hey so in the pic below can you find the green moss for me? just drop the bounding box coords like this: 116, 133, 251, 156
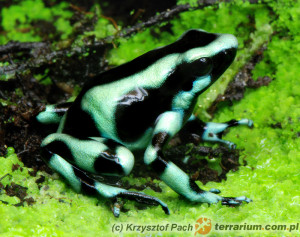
76, 4, 118, 40
93, 18, 118, 39
54, 17, 73, 40
35, 72, 53, 86
108, 28, 174, 65
0, 0, 73, 44
0, 149, 109, 236
177, 0, 198, 7
210, 31, 300, 233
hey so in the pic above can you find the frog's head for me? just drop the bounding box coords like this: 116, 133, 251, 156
170, 30, 238, 110
178, 29, 238, 83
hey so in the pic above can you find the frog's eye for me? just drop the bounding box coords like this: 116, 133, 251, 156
180, 57, 213, 76
191, 57, 213, 76
211, 48, 236, 80
180, 57, 213, 91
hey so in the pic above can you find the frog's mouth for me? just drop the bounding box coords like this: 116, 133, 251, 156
211, 47, 237, 81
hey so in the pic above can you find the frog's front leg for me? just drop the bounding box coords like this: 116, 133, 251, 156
179, 115, 253, 149
41, 133, 169, 217
36, 102, 73, 124
145, 111, 251, 206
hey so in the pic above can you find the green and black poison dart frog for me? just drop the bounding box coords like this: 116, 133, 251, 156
37, 29, 253, 217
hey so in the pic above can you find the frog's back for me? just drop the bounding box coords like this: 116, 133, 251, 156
60, 30, 219, 142
75, 30, 218, 96
61, 70, 178, 144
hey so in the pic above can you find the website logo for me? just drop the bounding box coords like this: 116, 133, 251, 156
195, 217, 212, 235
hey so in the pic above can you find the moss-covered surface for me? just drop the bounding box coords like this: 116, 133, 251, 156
0, 0, 299, 236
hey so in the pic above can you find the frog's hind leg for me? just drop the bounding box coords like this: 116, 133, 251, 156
180, 116, 253, 149
41, 133, 169, 217
144, 111, 252, 208
79, 167, 170, 217
36, 102, 73, 125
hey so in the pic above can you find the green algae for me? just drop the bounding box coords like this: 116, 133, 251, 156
0, 0, 299, 236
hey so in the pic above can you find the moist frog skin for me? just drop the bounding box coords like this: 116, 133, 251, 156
37, 29, 253, 217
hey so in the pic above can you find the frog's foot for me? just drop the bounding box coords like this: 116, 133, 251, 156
146, 152, 252, 209
46, 152, 169, 217
196, 189, 252, 207
112, 191, 170, 217
91, 176, 170, 217
41, 134, 170, 217
203, 119, 253, 149
221, 196, 252, 206
207, 188, 252, 206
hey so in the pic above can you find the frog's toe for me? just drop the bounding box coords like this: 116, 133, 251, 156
223, 140, 236, 149
201, 118, 253, 149
152, 198, 170, 215
209, 188, 221, 194
238, 118, 254, 128
247, 119, 254, 128
161, 203, 171, 215
112, 201, 122, 217
220, 140, 236, 150
221, 196, 252, 206
120, 191, 170, 215
113, 206, 120, 217
236, 196, 252, 203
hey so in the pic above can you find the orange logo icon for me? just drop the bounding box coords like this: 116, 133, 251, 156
195, 217, 212, 235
